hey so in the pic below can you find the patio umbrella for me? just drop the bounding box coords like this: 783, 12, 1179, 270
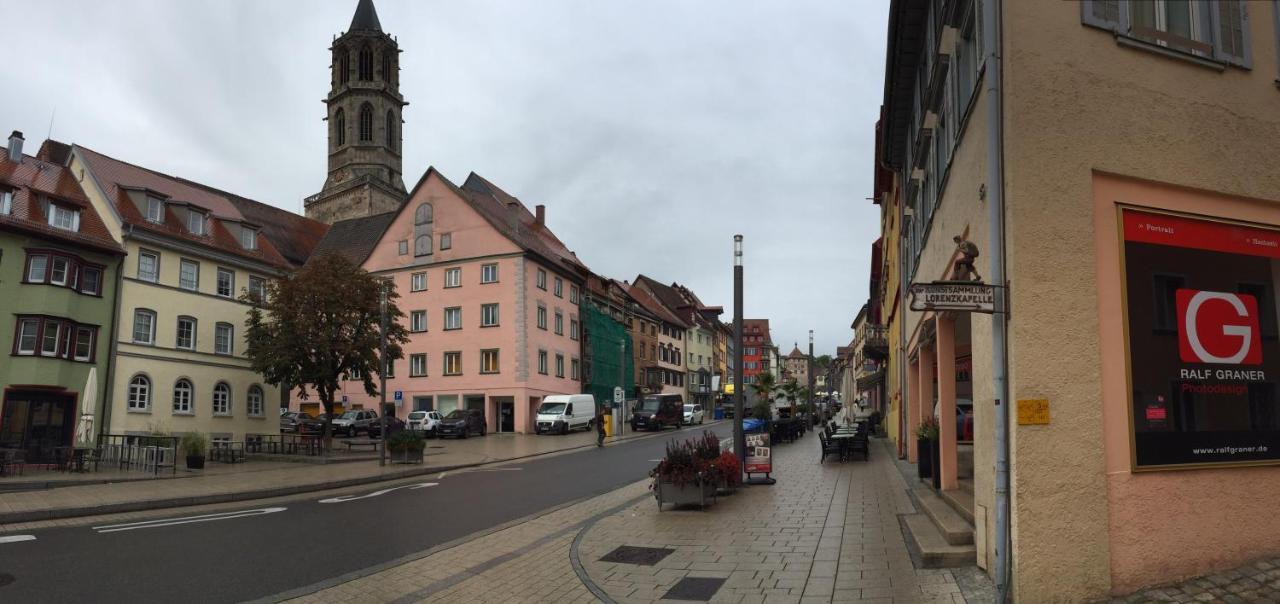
75, 368, 98, 446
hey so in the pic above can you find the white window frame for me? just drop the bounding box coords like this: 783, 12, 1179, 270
50, 256, 69, 286
146, 196, 164, 223
48, 203, 79, 231
444, 307, 462, 330
179, 259, 200, 291
82, 266, 102, 296
128, 374, 152, 411
133, 309, 156, 345
537, 305, 547, 330
440, 233, 452, 250
444, 351, 462, 376
26, 254, 48, 282
214, 322, 234, 355
410, 353, 427, 377
444, 267, 461, 288
176, 316, 197, 350
248, 276, 267, 302
16, 318, 39, 355
480, 349, 499, 374
138, 251, 160, 283
212, 382, 231, 416
411, 272, 426, 292
187, 210, 207, 236
555, 354, 565, 378
247, 386, 264, 416
570, 285, 579, 304
410, 310, 427, 332
240, 227, 257, 250
216, 268, 234, 298
554, 277, 563, 298
537, 269, 547, 290
571, 358, 580, 380
554, 310, 563, 335
173, 379, 193, 414
0, 190, 12, 215
481, 303, 499, 327
481, 263, 498, 284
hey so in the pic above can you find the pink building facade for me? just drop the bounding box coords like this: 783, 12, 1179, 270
323, 169, 587, 433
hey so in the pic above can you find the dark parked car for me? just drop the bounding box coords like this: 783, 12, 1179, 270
297, 414, 327, 434
280, 411, 312, 433
436, 409, 486, 439
366, 415, 406, 438
631, 394, 683, 432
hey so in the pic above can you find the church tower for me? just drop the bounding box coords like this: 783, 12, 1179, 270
305, 0, 409, 225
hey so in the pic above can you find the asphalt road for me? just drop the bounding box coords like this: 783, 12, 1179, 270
0, 422, 732, 603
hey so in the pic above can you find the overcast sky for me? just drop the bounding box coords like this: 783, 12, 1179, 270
1, 0, 885, 355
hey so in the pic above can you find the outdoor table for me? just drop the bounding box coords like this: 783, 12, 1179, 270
829, 433, 860, 461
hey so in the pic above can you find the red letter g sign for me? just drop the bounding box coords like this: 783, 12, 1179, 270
1177, 289, 1261, 365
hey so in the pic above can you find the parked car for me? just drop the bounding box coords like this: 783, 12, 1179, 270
682, 403, 705, 425
331, 409, 378, 437
407, 410, 443, 435
933, 398, 974, 441
631, 394, 682, 432
366, 415, 406, 438
297, 414, 327, 435
535, 394, 596, 434
436, 409, 487, 439
280, 411, 311, 433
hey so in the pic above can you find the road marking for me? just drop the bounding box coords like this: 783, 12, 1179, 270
319, 482, 438, 503
93, 507, 286, 533
0, 535, 36, 544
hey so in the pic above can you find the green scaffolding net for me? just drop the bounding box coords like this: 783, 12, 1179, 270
584, 303, 634, 411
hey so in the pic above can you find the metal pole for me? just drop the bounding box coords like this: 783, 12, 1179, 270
807, 330, 814, 425
379, 280, 389, 467
982, 0, 1011, 599
619, 303, 627, 437
733, 235, 745, 477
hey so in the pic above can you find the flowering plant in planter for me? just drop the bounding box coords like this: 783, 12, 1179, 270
914, 415, 940, 440
712, 451, 741, 487
649, 440, 707, 488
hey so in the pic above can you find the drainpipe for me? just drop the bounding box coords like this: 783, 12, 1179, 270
982, 0, 1012, 601
100, 226, 130, 442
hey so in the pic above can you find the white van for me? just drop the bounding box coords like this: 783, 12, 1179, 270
535, 394, 596, 435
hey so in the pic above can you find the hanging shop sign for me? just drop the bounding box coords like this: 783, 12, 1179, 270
1122, 208, 1280, 469
909, 282, 1002, 314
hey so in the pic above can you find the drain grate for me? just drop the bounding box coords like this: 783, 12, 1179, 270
662, 577, 725, 601
598, 545, 675, 566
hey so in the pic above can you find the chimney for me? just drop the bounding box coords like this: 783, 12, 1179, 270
7, 131, 23, 162
535, 204, 545, 226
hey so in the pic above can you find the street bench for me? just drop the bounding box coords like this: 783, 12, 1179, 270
342, 440, 380, 452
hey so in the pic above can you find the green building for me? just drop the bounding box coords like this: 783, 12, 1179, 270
0, 134, 125, 461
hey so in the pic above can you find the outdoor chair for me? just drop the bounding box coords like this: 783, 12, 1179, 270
846, 432, 870, 461
818, 432, 842, 463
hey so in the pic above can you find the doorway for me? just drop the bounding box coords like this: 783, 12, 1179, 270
495, 398, 515, 433
1, 390, 77, 463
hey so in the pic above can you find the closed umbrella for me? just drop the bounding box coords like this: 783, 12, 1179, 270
75, 368, 98, 447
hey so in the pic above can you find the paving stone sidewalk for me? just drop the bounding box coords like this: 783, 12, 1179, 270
1103, 557, 1280, 604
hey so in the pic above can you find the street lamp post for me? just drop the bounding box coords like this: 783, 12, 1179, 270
808, 330, 814, 425
378, 280, 389, 467
733, 235, 745, 479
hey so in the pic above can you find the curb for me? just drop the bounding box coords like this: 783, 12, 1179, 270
0, 421, 724, 525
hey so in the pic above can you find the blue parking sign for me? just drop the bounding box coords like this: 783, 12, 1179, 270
394, 391, 403, 401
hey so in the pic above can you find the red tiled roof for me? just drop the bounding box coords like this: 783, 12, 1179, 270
627, 282, 689, 328
0, 147, 123, 254
457, 172, 588, 280
76, 145, 295, 269
178, 178, 329, 267
743, 319, 772, 344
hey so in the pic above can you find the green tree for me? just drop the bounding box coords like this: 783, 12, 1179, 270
242, 254, 409, 448
751, 371, 777, 418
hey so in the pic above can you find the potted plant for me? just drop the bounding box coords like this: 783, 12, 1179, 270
386, 430, 425, 464
181, 432, 209, 470
915, 416, 939, 480
650, 439, 716, 510
712, 451, 741, 494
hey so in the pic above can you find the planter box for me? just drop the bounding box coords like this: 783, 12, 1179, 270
654, 478, 717, 510
931, 439, 942, 490
186, 455, 205, 470
390, 448, 424, 464
715, 478, 739, 496
917, 438, 933, 479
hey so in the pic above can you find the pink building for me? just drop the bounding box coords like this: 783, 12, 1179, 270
311, 168, 589, 433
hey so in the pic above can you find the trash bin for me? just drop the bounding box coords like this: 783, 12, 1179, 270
603, 414, 614, 437
714, 407, 725, 420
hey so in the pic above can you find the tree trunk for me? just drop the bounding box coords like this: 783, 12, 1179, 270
320, 390, 335, 455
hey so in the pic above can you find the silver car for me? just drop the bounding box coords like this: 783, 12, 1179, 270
331, 409, 379, 436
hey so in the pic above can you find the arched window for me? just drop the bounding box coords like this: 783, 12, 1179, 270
212, 382, 231, 416
335, 108, 346, 147
338, 50, 350, 85
359, 103, 373, 141
358, 46, 373, 81
414, 235, 432, 257
415, 203, 433, 225
247, 385, 264, 417
385, 110, 396, 150
381, 49, 394, 82
128, 375, 151, 411
173, 379, 193, 414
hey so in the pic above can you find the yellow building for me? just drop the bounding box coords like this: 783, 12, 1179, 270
70, 145, 326, 443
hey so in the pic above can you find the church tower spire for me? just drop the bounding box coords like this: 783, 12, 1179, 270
305, 0, 409, 225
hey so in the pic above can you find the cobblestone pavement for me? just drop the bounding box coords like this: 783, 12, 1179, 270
1104, 557, 1280, 604
292, 431, 988, 603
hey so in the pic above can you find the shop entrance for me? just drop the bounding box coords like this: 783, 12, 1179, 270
0, 390, 77, 463
493, 397, 515, 432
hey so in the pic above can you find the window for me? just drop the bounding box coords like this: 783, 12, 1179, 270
555, 354, 565, 378
410, 353, 427, 377
415, 203, 433, 224
215, 322, 233, 355
359, 103, 373, 141
358, 46, 373, 80
240, 227, 257, 250
481, 349, 499, 374
383, 358, 395, 378
82, 267, 102, 296
554, 277, 563, 298
50, 256, 69, 285
481, 263, 498, 283
128, 375, 151, 411
570, 318, 579, 341
179, 259, 200, 291
555, 310, 564, 335
1082, 0, 1251, 67
248, 276, 267, 303
443, 267, 461, 288
15, 318, 39, 354
247, 385, 264, 416
187, 210, 206, 236
400, 240, 410, 256
27, 254, 48, 282
176, 316, 196, 350
337, 50, 350, 84
570, 285, 579, 304
444, 307, 461, 330
411, 272, 426, 291
146, 196, 164, 223
138, 250, 159, 282
571, 358, 580, 380
385, 110, 396, 150
481, 303, 499, 327
335, 108, 346, 146
444, 351, 462, 376
440, 233, 452, 250
212, 382, 231, 415
381, 48, 394, 82
173, 379, 193, 414
74, 326, 94, 361
47, 203, 79, 231
537, 304, 547, 330
410, 310, 426, 332
537, 269, 547, 290
210, 268, 232, 297
539, 350, 549, 374
133, 310, 156, 344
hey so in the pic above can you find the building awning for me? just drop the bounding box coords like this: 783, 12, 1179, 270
856, 369, 885, 390
723, 384, 734, 394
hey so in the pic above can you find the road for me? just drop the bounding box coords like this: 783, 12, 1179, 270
0, 422, 732, 603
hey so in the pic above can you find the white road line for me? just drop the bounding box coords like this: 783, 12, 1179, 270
318, 482, 438, 504
0, 535, 36, 544
92, 507, 286, 533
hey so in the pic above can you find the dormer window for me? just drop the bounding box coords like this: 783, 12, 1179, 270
145, 196, 164, 223
240, 227, 257, 250
47, 202, 80, 232
187, 210, 207, 236
0, 189, 11, 215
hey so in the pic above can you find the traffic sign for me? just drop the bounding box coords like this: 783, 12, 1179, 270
394, 390, 403, 401
613, 386, 624, 404
342, 395, 348, 403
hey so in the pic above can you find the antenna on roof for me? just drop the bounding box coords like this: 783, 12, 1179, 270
46, 106, 56, 141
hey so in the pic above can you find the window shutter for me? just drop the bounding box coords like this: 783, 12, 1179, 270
1213, 0, 1251, 68
1081, 0, 1122, 31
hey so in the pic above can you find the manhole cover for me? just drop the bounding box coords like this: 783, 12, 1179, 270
0, 573, 15, 588
662, 577, 725, 601
598, 545, 675, 566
